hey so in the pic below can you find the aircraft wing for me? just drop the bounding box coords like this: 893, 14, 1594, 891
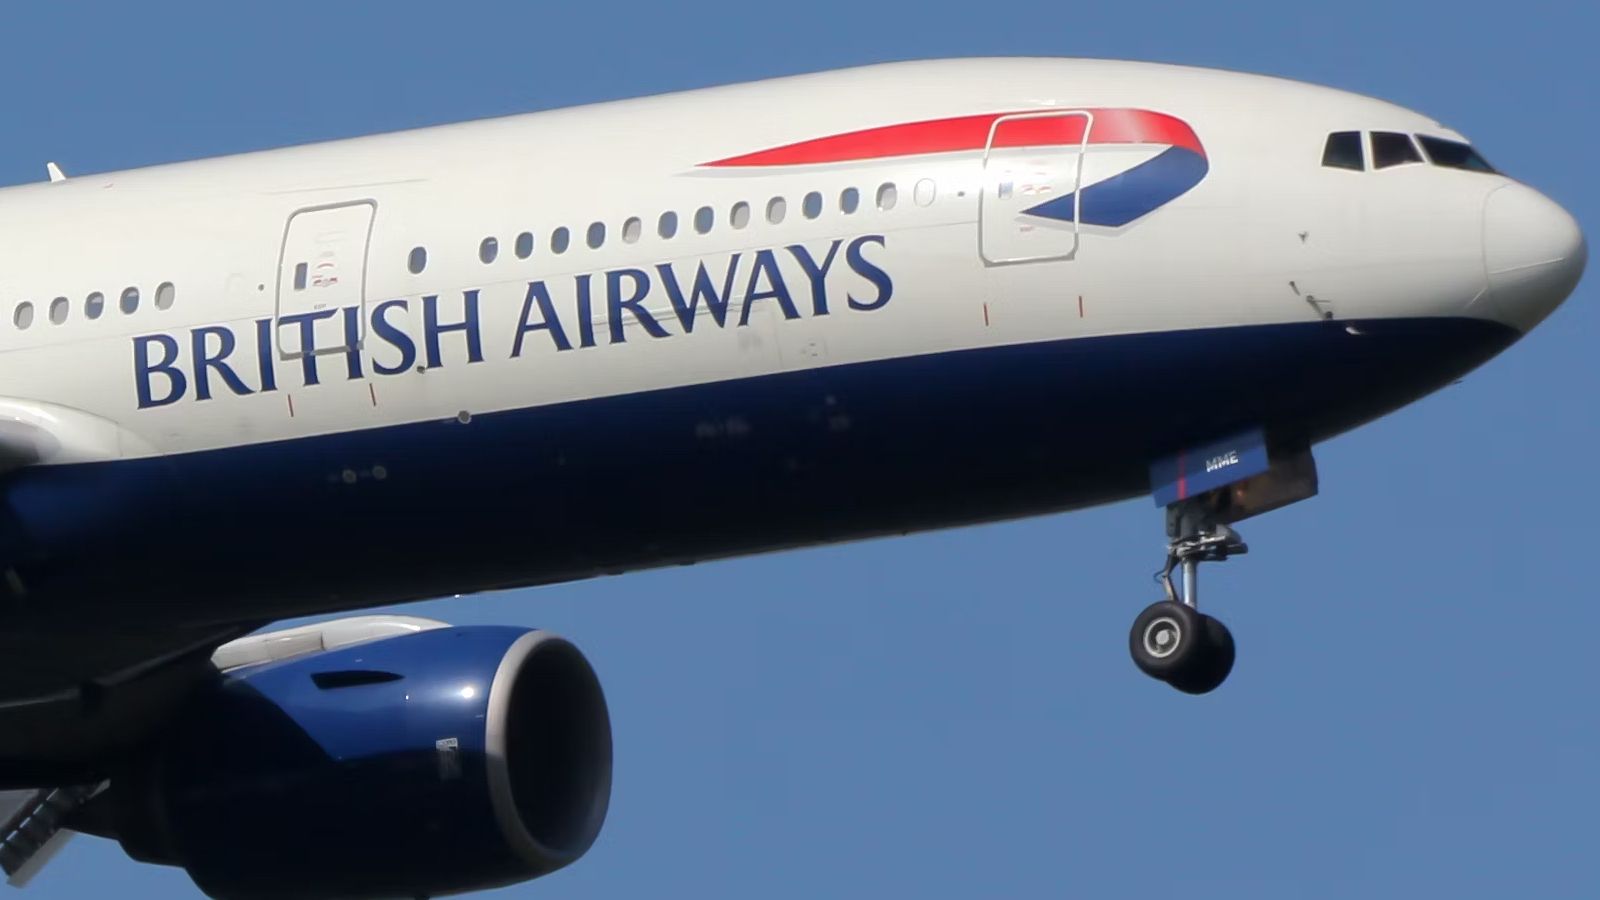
0, 789, 42, 880
0, 391, 239, 886
0, 616, 444, 888
1, 789, 76, 888
0, 397, 156, 475
0, 626, 253, 890
0, 625, 247, 709
1, 793, 41, 827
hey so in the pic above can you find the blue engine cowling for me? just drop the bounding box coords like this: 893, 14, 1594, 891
103, 625, 612, 899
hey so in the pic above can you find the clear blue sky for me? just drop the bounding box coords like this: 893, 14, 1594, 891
3, 1, 1594, 897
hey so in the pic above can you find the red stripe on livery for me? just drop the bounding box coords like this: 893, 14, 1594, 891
703, 108, 1204, 168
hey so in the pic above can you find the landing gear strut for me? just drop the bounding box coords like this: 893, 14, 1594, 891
1129, 500, 1248, 695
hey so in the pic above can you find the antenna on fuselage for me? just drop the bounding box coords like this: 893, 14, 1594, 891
45, 162, 65, 183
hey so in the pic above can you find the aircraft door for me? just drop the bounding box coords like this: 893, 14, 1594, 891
276, 201, 376, 358
979, 111, 1092, 265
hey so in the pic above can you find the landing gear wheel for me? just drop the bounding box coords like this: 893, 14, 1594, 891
1166, 614, 1234, 696
1128, 601, 1206, 681
1128, 602, 1236, 694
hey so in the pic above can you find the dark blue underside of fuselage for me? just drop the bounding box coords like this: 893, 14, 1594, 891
0, 316, 1515, 631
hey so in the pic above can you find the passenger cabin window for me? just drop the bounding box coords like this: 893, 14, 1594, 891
767, 196, 787, 224
13, 302, 32, 330
85, 292, 104, 319
515, 232, 534, 258
840, 188, 860, 214
586, 222, 605, 249
408, 247, 427, 274
877, 182, 898, 211
1418, 136, 1496, 173
622, 217, 642, 243
293, 262, 309, 290
1372, 132, 1423, 169
551, 227, 571, 254
155, 282, 175, 310
120, 287, 140, 315
658, 211, 679, 239
802, 191, 823, 219
693, 206, 714, 234
730, 201, 751, 229
49, 297, 67, 325
479, 237, 499, 264
1322, 131, 1365, 170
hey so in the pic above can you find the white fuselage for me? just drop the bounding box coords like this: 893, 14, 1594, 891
0, 58, 1579, 627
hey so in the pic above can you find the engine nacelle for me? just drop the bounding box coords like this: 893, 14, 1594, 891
99, 625, 612, 899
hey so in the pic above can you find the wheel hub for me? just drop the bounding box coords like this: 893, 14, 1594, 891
1142, 618, 1182, 658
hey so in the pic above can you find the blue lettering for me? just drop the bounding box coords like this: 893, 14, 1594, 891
191, 326, 253, 401
845, 235, 893, 311
739, 249, 799, 325
423, 291, 485, 369
254, 317, 277, 392
138, 239, 895, 410
370, 299, 416, 375
656, 256, 740, 332
510, 281, 572, 355
605, 268, 669, 344
575, 275, 597, 348
277, 309, 339, 385
133, 334, 186, 409
341, 306, 364, 380
787, 240, 843, 316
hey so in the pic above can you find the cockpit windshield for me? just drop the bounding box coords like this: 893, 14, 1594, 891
1321, 130, 1499, 175
1416, 135, 1497, 174
1372, 132, 1423, 169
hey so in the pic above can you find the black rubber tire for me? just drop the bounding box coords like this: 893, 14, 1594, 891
1128, 601, 1207, 680
1167, 614, 1235, 695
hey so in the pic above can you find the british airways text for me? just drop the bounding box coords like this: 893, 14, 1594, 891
133, 235, 893, 409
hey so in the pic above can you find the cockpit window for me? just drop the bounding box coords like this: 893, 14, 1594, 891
1417, 135, 1496, 173
1322, 132, 1365, 170
1372, 132, 1423, 169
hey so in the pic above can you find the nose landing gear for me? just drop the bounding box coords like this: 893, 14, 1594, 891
1129, 508, 1247, 695
1135, 432, 1319, 693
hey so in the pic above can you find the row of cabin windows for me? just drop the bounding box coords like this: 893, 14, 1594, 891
406, 182, 911, 275
12, 283, 175, 330
1321, 131, 1496, 173
6, 179, 921, 326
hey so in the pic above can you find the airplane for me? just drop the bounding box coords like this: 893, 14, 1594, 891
0, 56, 1584, 898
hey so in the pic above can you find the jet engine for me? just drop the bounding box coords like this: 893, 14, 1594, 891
83, 624, 611, 899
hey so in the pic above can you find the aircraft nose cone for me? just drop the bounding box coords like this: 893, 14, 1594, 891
1483, 183, 1586, 332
